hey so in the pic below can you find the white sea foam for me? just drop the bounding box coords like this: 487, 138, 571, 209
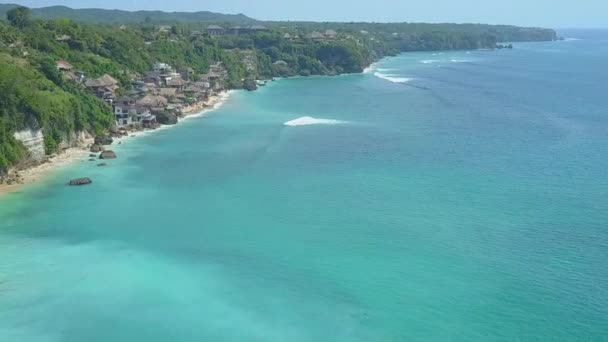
363, 63, 376, 73
450, 59, 468, 63
374, 72, 413, 83
420, 59, 440, 64
284, 116, 347, 126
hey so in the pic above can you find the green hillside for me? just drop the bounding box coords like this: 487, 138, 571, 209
0, 4, 256, 24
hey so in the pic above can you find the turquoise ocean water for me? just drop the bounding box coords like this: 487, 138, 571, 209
1, 31, 608, 341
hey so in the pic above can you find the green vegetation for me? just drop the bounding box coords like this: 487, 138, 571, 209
0, 5, 557, 173
0, 4, 256, 24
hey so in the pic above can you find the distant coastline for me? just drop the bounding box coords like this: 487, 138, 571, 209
0, 7, 558, 194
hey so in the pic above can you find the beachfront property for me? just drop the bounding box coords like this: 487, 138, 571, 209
51, 57, 226, 128
113, 97, 157, 127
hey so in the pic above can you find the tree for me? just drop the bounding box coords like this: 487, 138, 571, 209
6, 6, 32, 29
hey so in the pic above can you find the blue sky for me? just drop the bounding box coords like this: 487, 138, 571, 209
6, 0, 608, 28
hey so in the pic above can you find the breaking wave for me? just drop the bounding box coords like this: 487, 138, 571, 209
421, 59, 440, 64
374, 72, 413, 83
284, 116, 347, 126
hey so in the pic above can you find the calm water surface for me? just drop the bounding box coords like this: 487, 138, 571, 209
1, 31, 607, 341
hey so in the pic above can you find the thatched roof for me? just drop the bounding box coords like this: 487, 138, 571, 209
136, 95, 168, 108
167, 77, 186, 87
85, 74, 118, 88
159, 88, 177, 97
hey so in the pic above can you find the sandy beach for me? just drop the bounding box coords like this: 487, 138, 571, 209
0, 91, 232, 196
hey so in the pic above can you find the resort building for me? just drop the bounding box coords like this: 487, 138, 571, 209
206, 25, 225, 36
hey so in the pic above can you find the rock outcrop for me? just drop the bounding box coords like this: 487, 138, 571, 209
99, 150, 117, 159
94, 135, 114, 145
69, 177, 92, 186
90, 144, 104, 153
58, 131, 92, 150
156, 112, 178, 125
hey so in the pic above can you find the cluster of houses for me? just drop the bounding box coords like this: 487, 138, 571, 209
303, 30, 338, 40
55, 60, 228, 129
202, 25, 268, 37
199, 25, 339, 41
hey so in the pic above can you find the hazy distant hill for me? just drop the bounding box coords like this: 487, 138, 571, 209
0, 4, 257, 24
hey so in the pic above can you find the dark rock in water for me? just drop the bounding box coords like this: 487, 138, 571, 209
90, 144, 104, 152
89, 154, 97, 157
97, 163, 107, 167
88, 158, 95, 161
99, 150, 117, 159
69, 177, 92, 186
156, 112, 178, 125
243, 78, 258, 91
94, 135, 113, 145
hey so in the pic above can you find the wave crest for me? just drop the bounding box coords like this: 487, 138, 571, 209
374, 72, 412, 84
284, 116, 347, 126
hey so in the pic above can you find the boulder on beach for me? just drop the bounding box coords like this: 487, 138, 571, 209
94, 135, 113, 145
156, 112, 178, 125
90, 144, 104, 152
69, 177, 92, 186
109, 125, 119, 134
99, 150, 117, 159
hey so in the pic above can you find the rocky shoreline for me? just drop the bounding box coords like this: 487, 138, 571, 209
0, 91, 232, 196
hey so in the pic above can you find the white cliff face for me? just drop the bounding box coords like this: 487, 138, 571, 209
13, 129, 46, 164
58, 130, 92, 150
12, 129, 92, 169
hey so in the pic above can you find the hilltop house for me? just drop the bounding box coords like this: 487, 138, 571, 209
55, 60, 84, 83
55, 35, 71, 42
306, 30, 338, 40
307, 31, 325, 40
206, 25, 225, 36
55, 60, 73, 71
207, 25, 267, 36
158, 25, 172, 33
324, 30, 338, 39
153, 62, 173, 73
